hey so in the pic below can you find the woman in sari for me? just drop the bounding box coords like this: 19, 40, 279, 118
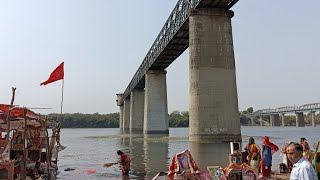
261, 136, 279, 178
245, 137, 261, 169
117, 150, 131, 175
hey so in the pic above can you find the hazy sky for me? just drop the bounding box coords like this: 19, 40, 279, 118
0, 0, 319, 114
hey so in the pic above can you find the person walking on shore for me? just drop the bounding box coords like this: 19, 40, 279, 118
117, 150, 131, 175
286, 142, 317, 180
261, 136, 279, 178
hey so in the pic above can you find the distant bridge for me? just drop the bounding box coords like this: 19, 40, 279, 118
247, 103, 320, 127
116, 0, 241, 142
249, 103, 320, 116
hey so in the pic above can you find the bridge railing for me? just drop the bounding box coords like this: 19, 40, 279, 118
120, 0, 201, 105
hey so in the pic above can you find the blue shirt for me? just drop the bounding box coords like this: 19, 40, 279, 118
290, 156, 317, 180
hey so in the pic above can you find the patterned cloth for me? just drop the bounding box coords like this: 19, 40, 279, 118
168, 150, 199, 179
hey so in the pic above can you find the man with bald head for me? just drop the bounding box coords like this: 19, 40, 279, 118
286, 142, 317, 180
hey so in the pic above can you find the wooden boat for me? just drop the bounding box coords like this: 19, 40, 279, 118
0, 88, 65, 180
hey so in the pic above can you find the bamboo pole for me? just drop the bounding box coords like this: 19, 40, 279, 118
45, 117, 50, 178
1, 87, 16, 155
23, 108, 27, 180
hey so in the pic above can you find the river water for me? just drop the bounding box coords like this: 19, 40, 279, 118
56, 126, 320, 179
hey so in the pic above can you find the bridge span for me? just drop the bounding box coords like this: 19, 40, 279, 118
247, 103, 320, 127
116, 0, 241, 142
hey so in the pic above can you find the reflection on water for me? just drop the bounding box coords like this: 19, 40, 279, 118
57, 127, 320, 180
143, 134, 169, 179
190, 142, 231, 170
119, 133, 169, 179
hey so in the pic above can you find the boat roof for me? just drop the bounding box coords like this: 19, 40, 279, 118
0, 104, 47, 131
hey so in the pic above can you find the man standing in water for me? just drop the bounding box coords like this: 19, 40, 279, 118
286, 142, 317, 180
117, 150, 131, 175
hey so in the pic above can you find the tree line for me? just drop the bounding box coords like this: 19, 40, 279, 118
48, 108, 319, 128
48, 111, 189, 128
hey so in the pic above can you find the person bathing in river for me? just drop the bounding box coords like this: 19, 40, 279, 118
117, 150, 131, 175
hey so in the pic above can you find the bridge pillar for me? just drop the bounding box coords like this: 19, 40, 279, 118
116, 94, 123, 130
311, 111, 316, 127
130, 89, 145, 132
250, 117, 254, 126
116, 94, 124, 130
270, 114, 280, 126
295, 112, 305, 127
260, 116, 263, 126
280, 113, 285, 127
189, 8, 241, 142
123, 98, 131, 131
119, 105, 124, 130
143, 70, 169, 134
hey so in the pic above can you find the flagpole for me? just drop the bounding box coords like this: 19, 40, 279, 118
60, 79, 64, 115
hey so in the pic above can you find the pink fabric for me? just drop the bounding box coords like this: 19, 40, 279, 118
86, 170, 96, 175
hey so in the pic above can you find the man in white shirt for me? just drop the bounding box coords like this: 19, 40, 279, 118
286, 142, 317, 180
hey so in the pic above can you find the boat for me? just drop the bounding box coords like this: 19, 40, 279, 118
0, 89, 65, 180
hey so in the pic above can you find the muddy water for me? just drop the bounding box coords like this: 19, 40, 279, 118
56, 126, 320, 179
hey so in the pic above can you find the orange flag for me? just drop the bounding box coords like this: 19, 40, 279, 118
40, 62, 64, 86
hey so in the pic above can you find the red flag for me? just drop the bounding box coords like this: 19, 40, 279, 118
40, 62, 64, 86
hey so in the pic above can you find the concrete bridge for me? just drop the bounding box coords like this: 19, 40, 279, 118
116, 0, 241, 142
247, 103, 320, 127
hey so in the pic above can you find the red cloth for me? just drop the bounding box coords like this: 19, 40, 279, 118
40, 62, 64, 86
0, 104, 35, 117
262, 136, 279, 155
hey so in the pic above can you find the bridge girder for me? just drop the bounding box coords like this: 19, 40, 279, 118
118, 0, 238, 105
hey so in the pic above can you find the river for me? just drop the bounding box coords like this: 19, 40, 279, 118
56, 126, 320, 179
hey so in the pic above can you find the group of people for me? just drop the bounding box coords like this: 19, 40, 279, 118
245, 136, 318, 179
114, 136, 318, 179
244, 136, 279, 178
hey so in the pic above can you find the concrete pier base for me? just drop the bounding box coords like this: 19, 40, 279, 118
280, 113, 285, 127
123, 99, 131, 131
295, 112, 305, 127
311, 111, 316, 127
130, 90, 144, 132
116, 94, 124, 130
143, 70, 169, 134
119, 106, 124, 130
189, 8, 241, 142
250, 117, 254, 126
270, 114, 280, 126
